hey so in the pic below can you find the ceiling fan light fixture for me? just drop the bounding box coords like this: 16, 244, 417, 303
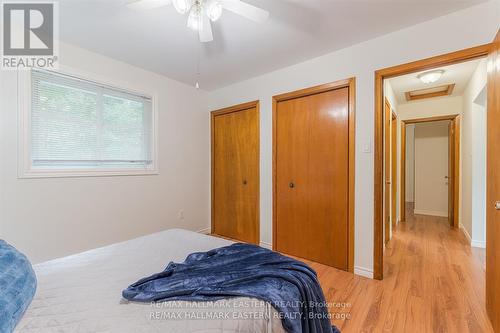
187, 6, 201, 31
127, 0, 269, 42
417, 70, 445, 84
172, 0, 192, 14
206, 0, 222, 21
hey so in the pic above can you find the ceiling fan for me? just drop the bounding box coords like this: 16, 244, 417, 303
127, 0, 269, 42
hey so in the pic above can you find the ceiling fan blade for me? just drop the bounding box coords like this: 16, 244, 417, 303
199, 14, 214, 42
127, 0, 172, 10
220, 0, 269, 23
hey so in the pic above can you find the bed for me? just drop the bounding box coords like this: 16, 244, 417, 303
15, 229, 286, 333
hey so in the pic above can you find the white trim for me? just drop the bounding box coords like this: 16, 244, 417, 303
413, 209, 448, 217
354, 266, 373, 279
197, 227, 211, 235
471, 240, 486, 248
17, 66, 159, 178
461, 226, 485, 249
259, 241, 272, 250
460, 223, 472, 244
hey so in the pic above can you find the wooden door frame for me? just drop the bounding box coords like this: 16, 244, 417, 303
399, 115, 461, 229
400, 123, 406, 223
272, 78, 356, 273
391, 111, 397, 231
383, 101, 398, 245
486, 29, 500, 331
373, 44, 491, 280
383, 99, 392, 245
210, 100, 260, 244
452, 117, 461, 229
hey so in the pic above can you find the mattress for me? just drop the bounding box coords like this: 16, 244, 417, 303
15, 229, 286, 333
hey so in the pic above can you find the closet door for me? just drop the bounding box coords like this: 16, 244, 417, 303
275, 87, 350, 270
212, 102, 259, 244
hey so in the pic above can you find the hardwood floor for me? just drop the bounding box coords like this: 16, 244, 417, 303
304, 205, 493, 332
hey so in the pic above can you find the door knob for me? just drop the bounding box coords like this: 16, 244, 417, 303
495, 201, 500, 210
289, 182, 295, 189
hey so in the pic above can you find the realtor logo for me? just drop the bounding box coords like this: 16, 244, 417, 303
1, 1, 59, 69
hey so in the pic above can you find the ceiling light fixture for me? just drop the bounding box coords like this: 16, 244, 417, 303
417, 70, 445, 84
172, 0, 192, 14
187, 5, 201, 31
128, 0, 270, 88
206, 0, 222, 21
128, 0, 269, 43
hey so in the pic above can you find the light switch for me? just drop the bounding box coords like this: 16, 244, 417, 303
362, 141, 372, 153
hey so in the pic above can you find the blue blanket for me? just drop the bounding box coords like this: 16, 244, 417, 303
0, 240, 37, 333
123, 243, 339, 333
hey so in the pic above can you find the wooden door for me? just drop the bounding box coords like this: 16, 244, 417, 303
275, 86, 350, 270
448, 121, 455, 226
453, 117, 460, 228
391, 113, 397, 229
212, 102, 259, 244
447, 117, 461, 228
384, 100, 392, 243
486, 30, 500, 332
400, 123, 406, 222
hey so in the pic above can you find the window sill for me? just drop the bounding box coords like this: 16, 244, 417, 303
18, 168, 159, 179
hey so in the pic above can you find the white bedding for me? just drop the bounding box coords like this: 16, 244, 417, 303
15, 229, 286, 333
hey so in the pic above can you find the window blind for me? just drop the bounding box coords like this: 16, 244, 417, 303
31, 69, 153, 170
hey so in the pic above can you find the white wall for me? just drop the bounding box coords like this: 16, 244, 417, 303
406, 125, 415, 203
462, 59, 488, 246
206, 1, 499, 276
414, 121, 450, 217
0, 42, 210, 263
397, 96, 463, 121
384, 80, 399, 115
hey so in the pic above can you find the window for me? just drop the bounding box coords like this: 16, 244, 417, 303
19, 69, 157, 177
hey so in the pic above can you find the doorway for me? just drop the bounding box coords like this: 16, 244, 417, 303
399, 115, 460, 228
373, 34, 499, 330
373, 44, 491, 280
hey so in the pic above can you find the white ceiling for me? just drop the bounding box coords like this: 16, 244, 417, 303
59, 0, 488, 90
387, 58, 484, 104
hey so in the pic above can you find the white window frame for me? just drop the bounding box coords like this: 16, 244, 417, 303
18, 66, 159, 178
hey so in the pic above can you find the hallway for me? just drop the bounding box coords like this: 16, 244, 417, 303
308, 205, 492, 332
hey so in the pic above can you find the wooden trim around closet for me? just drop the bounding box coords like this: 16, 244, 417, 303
210, 100, 260, 241
373, 43, 491, 280
272, 78, 356, 273
211, 100, 260, 117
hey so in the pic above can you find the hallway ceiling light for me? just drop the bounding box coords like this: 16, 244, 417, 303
417, 70, 445, 84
